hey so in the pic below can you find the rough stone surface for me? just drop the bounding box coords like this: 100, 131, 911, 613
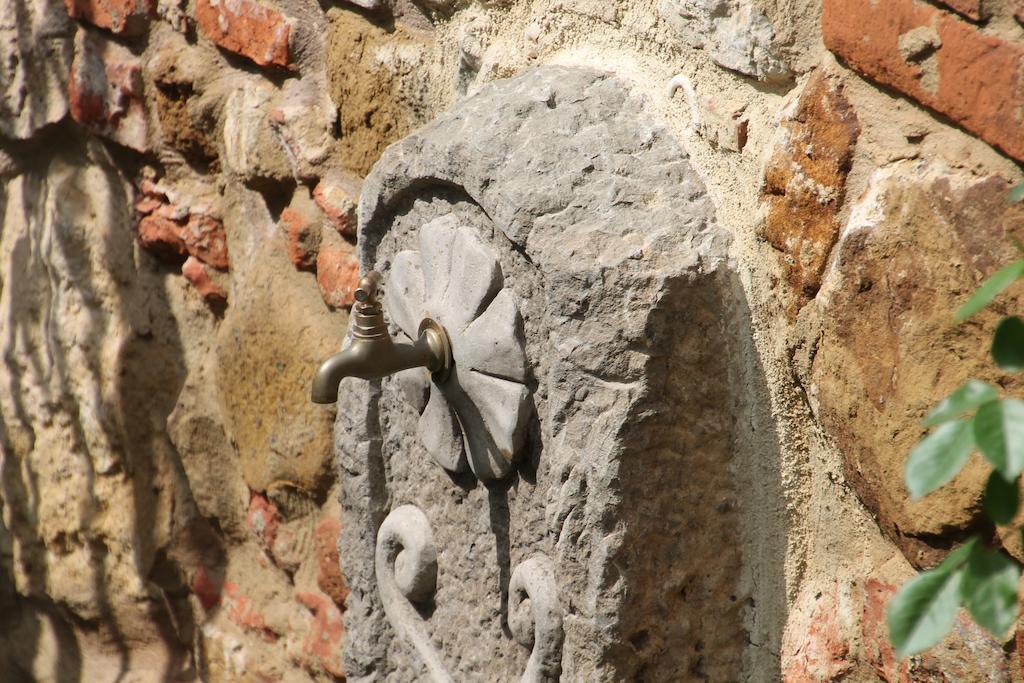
812, 161, 1024, 568
316, 233, 360, 310
0, 0, 73, 139
270, 79, 337, 181
69, 30, 151, 152
659, 0, 791, 82
340, 66, 739, 682
195, 0, 292, 69
222, 77, 292, 183
64, 0, 154, 35
823, 0, 1024, 162
760, 68, 859, 307
314, 171, 360, 239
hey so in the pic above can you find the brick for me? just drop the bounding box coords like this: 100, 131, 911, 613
934, 0, 984, 21
182, 256, 228, 304
761, 69, 859, 306
313, 172, 359, 239
195, 0, 292, 69
315, 237, 359, 310
314, 516, 348, 607
135, 180, 230, 269
280, 205, 321, 272
68, 32, 150, 152
861, 580, 906, 682
192, 565, 223, 611
223, 581, 278, 642
823, 0, 1024, 162
64, 0, 154, 35
246, 492, 279, 551
294, 592, 345, 678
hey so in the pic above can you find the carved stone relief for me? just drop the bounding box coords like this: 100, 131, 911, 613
335, 66, 743, 681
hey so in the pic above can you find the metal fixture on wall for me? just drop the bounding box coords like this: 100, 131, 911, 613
310, 270, 453, 404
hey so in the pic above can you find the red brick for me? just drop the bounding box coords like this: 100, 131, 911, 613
223, 581, 278, 642
192, 565, 223, 611
135, 182, 230, 269
313, 173, 359, 239
861, 580, 907, 682
195, 0, 292, 69
314, 516, 348, 607
295, 592, 345, 678
246, 492, 279, 550
934, 0, 984, 21
182, 256, 228, 304
64, 0, 154, 35
280, 207, 321, 272
823, 0, 1024, 162
68, 32, 150, 152
315, 241, 359, 310
783, 586, 854, 681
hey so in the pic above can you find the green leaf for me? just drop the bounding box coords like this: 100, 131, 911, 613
993, 317, 1024, 373
905, 420, 976, 499
983, 471, 1020, 525
1009, 182, 1024, 204
923, 380, 999, 427
887, 564, 965, 658
974, 399, 1024, 480
955, 260, 1024, 323
961, 546, 1021, 637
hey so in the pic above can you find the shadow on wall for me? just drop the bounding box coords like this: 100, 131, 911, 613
0, 125, 225, 681
610, 268, 788, 680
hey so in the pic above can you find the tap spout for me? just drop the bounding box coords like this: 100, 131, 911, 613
310, 328, 448, 403
311, 271, 453, 405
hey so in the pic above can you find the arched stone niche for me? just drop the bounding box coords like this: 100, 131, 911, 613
334, 66, 746, 681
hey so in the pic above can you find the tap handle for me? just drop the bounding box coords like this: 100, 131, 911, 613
355, 271, 384, 306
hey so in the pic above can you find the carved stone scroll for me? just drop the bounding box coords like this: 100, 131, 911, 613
374, 505, 453, 682
509, 555, 564, 683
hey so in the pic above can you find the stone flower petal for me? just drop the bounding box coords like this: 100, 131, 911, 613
418, 215, 458, 315
389, 250, 425, 339
444, 369, 530, 481
438, 226, 502, 331
457, 288, 527, 382
417, 387, 467, 473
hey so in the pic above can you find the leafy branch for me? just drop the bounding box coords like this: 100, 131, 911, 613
887, 184, 1024, 658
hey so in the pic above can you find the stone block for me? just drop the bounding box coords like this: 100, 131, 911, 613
823, 0, 1024, 162
269, 79, 337, 181
760, 69, 859, 305
812, 161, 1024, 567
195, 0, 292, 69
313, 171, 360, 239
222, 77, 293, 182
1, 0, 73, 139
64, 0, 154, 35
68, 31, 150, 152
659, 0, 790, 81
338, 66, 740, 681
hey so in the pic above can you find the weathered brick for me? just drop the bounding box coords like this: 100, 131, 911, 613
294, 592, 345, 678
313, 172, 359, 239
195, 0, 292, 69
934, 0, 984, 21
135, 179, 230, 269
315, 236, 359, 310
68, 32, 150, 152
182, 256, 228, 304
823, 0, 1024, 162
760, 69, 859, 307
246, 492, 279, 551
64, 0, 154, 35
314, 516, 348, 607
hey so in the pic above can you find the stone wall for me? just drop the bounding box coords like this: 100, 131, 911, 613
0, 0, 1021, 680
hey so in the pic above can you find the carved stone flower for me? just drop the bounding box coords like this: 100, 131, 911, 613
387, 214, 530, 481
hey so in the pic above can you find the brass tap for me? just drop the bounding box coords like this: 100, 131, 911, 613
311, 271, 453, 404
